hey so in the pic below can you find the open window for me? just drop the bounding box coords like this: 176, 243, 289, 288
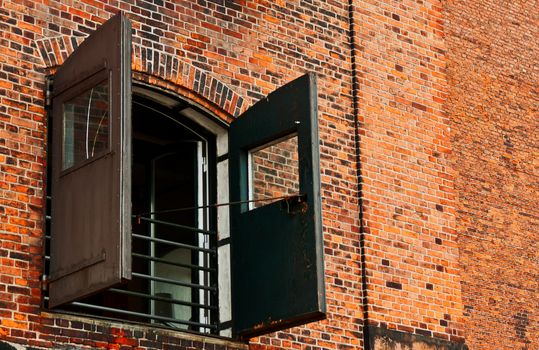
47, 13, 325, 339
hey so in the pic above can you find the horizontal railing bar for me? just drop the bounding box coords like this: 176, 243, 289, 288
131, 215, 217, 235
133, 216, 216, 236
132, 272, 216, 292
44, 251, 215, 272
108, 288, 217, 310
42, 297, 216, 330
132, 253, 215, 273
46, 210, 216, 238
132, 234, 215, 254
135, 194, 303, 216
43, 253, 214, 272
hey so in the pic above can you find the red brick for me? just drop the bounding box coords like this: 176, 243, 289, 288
0, 1, 536, 350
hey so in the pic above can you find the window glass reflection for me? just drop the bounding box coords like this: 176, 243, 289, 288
63, 80, 109, 169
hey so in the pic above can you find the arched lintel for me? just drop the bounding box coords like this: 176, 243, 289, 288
132, 71, 234, 127
35, 35, 246, 123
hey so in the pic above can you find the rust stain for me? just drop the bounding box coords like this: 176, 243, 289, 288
252, 318, 284, 331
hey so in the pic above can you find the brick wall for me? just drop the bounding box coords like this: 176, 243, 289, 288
351, 0, 465, 343
444, 0, 539, 348
0, 0, 48, 344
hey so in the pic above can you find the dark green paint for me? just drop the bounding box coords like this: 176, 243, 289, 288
229, 73, 326, 338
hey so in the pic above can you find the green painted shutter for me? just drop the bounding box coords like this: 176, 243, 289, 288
49, 13, 132, 308
229, 73, 326, 338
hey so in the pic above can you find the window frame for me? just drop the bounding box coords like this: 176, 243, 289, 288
58, 70, 112, 175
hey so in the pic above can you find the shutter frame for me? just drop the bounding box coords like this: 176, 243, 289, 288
229, 73, 326, 338
48, 13, 132, 308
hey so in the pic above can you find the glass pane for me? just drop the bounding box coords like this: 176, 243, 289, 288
63, 80, 109, 169
249, 135, 300, 209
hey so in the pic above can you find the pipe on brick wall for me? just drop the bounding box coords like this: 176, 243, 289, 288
347, 1, 371, 348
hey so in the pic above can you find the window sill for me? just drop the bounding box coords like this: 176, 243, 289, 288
39, 310, 248, 348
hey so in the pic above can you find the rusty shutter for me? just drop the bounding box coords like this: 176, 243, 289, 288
49, 13, 132, 308
229, 73, 326, 338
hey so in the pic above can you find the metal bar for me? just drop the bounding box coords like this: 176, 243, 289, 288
132, 253, 215, 273
45, 298, 217, 330
132, 272, 216, 292
133, 216, 216, 236
108, 288, 217, 310
132, 234, 215, 254
150, 159, 157, 318
134, 193, 304, 216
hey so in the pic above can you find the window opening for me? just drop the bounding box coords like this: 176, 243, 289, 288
45, 93, 218, 334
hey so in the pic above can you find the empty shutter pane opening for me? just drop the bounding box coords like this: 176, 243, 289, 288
248, 134, 300, 210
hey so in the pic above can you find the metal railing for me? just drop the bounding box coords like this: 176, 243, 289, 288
44, 196, 218, 333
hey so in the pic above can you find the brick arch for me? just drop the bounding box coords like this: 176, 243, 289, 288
35, 36, 245, 119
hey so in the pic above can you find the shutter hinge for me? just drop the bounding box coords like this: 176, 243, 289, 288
45, 77, 53, 108
41, 275, 49, 291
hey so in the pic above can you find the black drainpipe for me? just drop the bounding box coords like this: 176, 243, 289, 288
348, 1, 371, 348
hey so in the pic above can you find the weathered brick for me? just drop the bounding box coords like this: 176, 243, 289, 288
0, 1, 536, 350
445, 0, 539, 348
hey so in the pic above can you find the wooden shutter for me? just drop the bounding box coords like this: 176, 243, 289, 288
229, 73, 326, 338
49, 13, 132, 308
